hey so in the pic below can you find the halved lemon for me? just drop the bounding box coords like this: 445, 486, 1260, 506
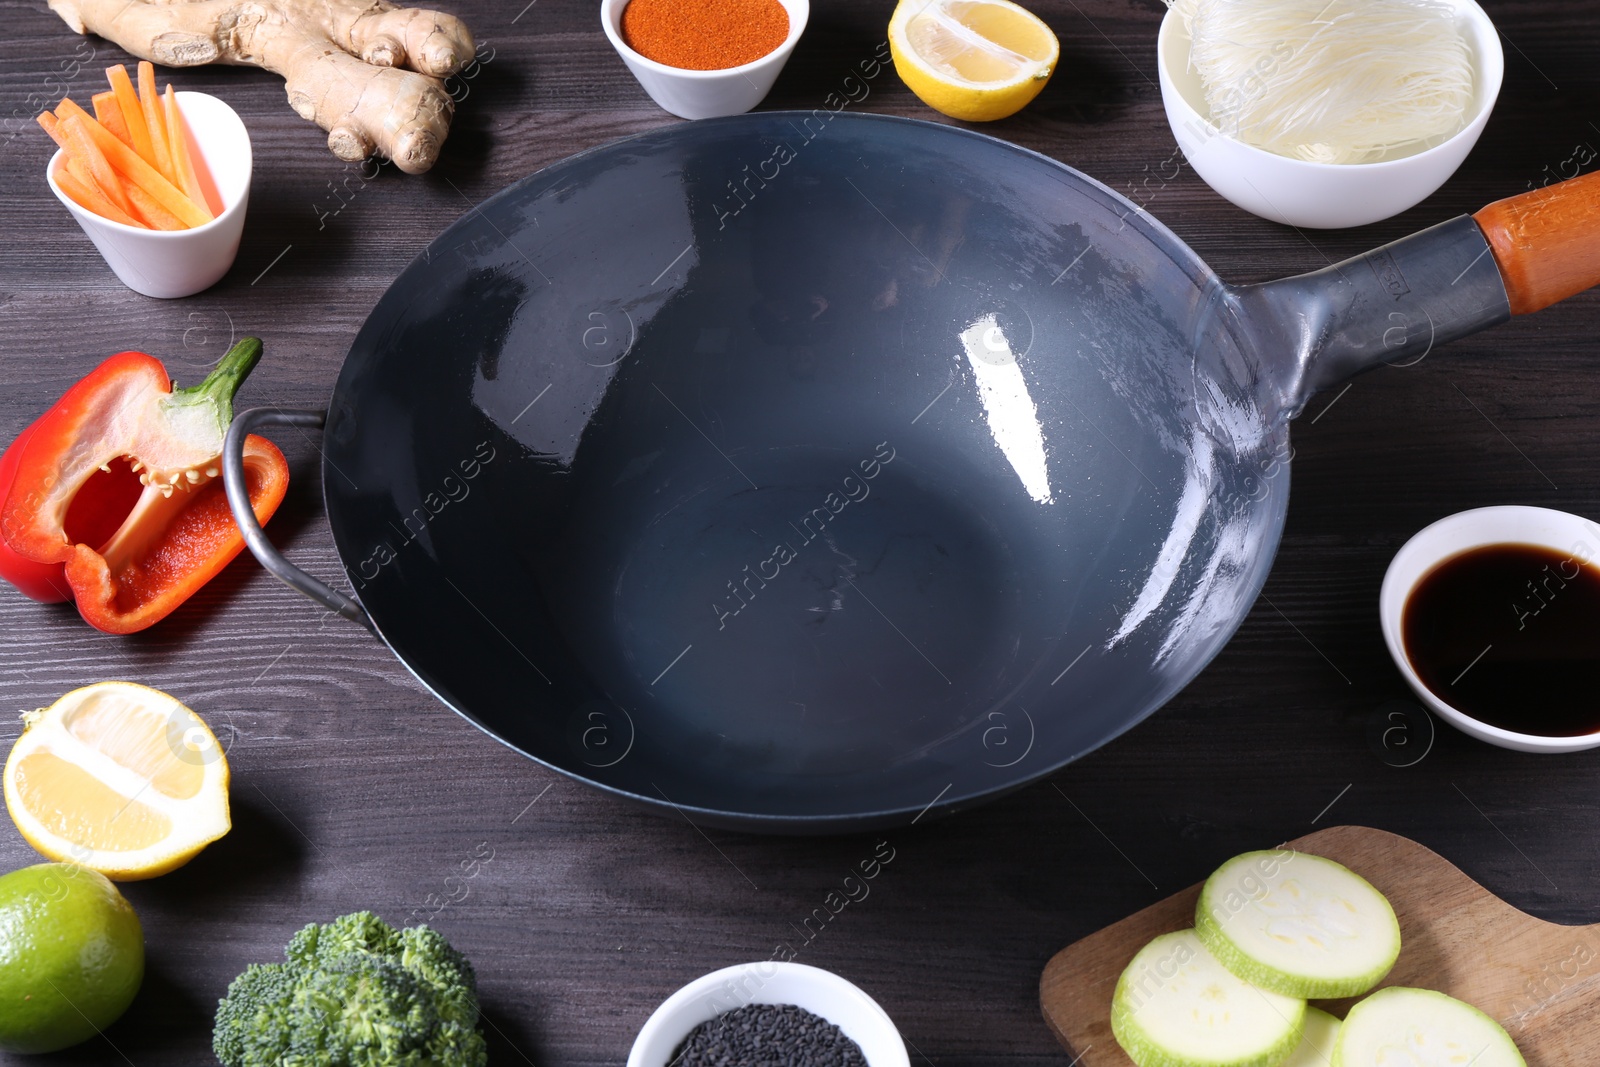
4, 682, 230, 880
889, 0, 1060, 122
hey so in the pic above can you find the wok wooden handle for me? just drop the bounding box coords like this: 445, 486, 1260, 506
1474, 169, 1600, 315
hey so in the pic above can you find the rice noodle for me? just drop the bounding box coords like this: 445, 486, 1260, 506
1167, 0, 1475, 164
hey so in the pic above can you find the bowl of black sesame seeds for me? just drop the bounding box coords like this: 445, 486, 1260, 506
628, 961, 909, 1067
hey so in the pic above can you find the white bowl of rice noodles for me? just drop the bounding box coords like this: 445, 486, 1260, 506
1158, 0, 1503, 228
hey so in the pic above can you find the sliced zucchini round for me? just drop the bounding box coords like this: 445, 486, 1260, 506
1283, 1007, 1339, 1067
1111, 929, 1306, 1067
1196, 850, 1400, 998
1333, 987, 1525, 1067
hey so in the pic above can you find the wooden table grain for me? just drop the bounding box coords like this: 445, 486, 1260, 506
2, 2, 1598, 1065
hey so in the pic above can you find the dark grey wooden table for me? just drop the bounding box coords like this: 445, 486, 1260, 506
2, 1, 1597, 1064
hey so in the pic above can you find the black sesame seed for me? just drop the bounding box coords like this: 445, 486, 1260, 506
669, 1003, 870, 1067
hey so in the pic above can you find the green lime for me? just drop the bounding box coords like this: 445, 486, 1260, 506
0, 863, 144, 1053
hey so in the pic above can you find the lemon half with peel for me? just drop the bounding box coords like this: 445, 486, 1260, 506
4, 682, 230, 880
890, 0, 1060, 122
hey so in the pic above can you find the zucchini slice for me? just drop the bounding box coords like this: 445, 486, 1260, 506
1111, 929, 1306, 1067
1283, 1007, 1339, 1067
1333, 987, 1525, 1066
1196, 850, 1400, 998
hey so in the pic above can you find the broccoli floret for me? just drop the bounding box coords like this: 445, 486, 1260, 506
287, 911, 402, 969
213, 964, 299, 1067
397, 926, 479, 1029
213, 912, 488, 1067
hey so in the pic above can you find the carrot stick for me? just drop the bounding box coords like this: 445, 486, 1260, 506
56, 167, 142, 227
64, 153, 104, 199
48, 122, 121, 219
36, 110, 67, 150
58, 113, 138, 219
56, 98, 210, 226
43, 110, 141, 225
105, 64, 156, 170
124, 182, 186, 230
92, 91, 132, 147
163, 86, 215, 216
137, 62, 174, 183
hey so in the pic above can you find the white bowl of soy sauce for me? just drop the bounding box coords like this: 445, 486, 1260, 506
1381, 506, 1600, 752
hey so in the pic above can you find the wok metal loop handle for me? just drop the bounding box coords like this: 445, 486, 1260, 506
223, 407, 375, 634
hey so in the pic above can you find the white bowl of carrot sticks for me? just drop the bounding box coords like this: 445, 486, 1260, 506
41, 61, 249, 299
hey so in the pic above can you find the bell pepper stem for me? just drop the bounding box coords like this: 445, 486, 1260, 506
160, 336, 263, 441
174, 336, 263, 409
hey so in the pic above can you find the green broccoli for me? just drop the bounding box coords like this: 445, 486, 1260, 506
213, 912, 488, 1067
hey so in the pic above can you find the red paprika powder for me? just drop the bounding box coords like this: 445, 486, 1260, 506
622, 0, 790, 71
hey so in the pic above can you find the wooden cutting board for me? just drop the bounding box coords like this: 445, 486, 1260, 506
1040, 825, 1598, 1066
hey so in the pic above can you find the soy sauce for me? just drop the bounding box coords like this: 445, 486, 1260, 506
1403, 543, 1600, 736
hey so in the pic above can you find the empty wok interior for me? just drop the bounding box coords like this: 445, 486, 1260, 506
325, 114, 1289, 826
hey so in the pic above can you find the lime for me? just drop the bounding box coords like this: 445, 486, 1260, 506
0, 863, 144, 1053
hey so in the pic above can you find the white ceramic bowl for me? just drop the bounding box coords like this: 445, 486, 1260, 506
1380, 506, 1600, 753
601, 0, 809, 120
627, 961, 909, 1067
1157, 0, 1503, 228
46, 91, 251, 299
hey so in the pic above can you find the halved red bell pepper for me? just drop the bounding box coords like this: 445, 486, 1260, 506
0, 338, 289, 634
0, 413, 75, 602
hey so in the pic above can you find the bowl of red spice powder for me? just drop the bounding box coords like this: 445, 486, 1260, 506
601, 0, 809, 119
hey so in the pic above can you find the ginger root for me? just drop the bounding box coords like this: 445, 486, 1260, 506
48, 0, 475, 173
